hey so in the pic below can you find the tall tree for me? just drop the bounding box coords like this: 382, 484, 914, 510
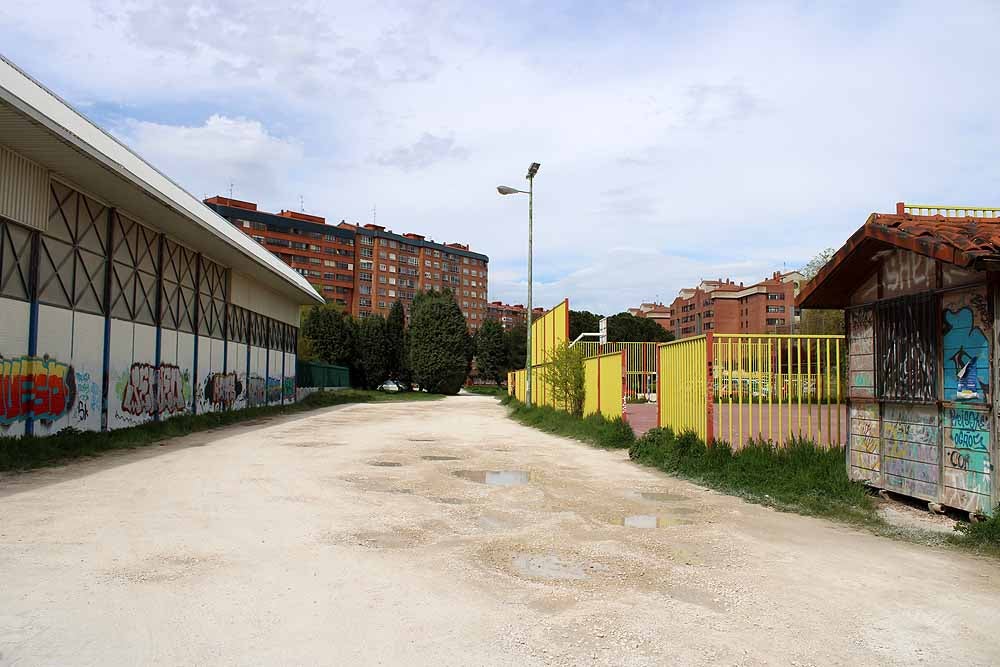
799, 248, 844, 335
385, 300, 408, 385
569, 310, 603, 341
300, 304, 358, 367
408, 290, 471, 395
504, 323, 528, 371
475, 319, 507, 385
358, 314, 390, 390
606, 312, 673, 342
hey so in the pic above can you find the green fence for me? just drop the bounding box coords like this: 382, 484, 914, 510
296, 361, 350, 389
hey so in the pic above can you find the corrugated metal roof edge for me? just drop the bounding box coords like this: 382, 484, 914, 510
0, 55, 323, 305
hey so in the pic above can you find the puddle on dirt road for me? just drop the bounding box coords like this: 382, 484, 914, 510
614, 514, 688, 528
422, 455, 461, 461
432, 496, 467, 505
408, 437, 437, 442
454, 470, 530, 486
368, 461, 404, 467
512, 554, 608, 581
630, 491, 690, 502
286, 440, 348, 448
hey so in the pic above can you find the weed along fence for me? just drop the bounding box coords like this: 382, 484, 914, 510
657, 333, 847, 447
579, 342, 658, 400
507, 299, 627, 422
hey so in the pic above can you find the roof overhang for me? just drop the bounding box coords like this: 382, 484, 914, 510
797, 213, 989, 309
0, 56, 323, 305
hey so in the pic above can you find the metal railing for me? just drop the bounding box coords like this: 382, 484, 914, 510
898, 202, 1000, 218
580, 341, 658, 400
656, 334, 846, 448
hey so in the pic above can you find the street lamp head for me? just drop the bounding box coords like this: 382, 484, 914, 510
526, 162, 540, 179
497, 185, 521, 195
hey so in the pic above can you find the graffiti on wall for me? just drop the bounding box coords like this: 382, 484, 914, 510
267, 376, 282, 404
942, 289, 990, 403
203, 372, 242, 410
848, 308, 875, 398
942, 406, 992, 512
247, 375, 266, 407
0, 355, 77, 425
74, 370, 101, 423
282, 376, 295, 400
881, 250, 934, 298
116, 363, 191, 418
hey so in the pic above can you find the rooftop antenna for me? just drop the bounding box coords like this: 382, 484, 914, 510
228, 180, 234, 199
372, 204, 376, 225
299, 195, 305, 212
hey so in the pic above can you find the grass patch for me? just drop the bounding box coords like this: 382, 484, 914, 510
948, 511, 1000, 557
502, 396, 634, 449
629, 427, 875, 524
0, 389, 440, 472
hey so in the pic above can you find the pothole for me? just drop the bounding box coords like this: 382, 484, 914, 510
512, 554, 607, 581
368, 461, 404, 467
286, 440, 347, 448
422, 455, 461, 461
408, 437, 436, 442
631, 491, 690, 502
332, 530, 425, 549
431, 496, 467, 505
454, 470, 530, 486
613, 514, 689, 528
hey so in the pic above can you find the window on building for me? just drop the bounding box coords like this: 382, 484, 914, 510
767, 293, 784, 300
767, 305, 785, 313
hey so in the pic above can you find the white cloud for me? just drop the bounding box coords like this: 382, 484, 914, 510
117, 115, 303, 205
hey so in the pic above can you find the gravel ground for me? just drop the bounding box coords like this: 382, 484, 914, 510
1, 395, 999, 665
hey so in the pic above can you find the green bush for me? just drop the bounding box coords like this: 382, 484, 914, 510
358, 314, 390, 389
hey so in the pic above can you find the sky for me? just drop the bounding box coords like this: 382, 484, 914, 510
3, 1, 999, 314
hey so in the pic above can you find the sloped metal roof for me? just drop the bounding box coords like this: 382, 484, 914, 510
0, 55, 323, 305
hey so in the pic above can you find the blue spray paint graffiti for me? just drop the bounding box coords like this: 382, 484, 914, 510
942, 296, 989, 402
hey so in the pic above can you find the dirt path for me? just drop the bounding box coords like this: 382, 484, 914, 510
1, 395, 999, 665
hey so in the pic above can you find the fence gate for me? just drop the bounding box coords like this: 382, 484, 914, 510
658, 335, 712, 442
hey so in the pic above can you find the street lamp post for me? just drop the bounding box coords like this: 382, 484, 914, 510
498, 162, 540, 407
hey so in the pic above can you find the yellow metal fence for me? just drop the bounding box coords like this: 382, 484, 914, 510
657, 334, 846, 448
658, 335, 711, 442
509, 350, 625, 422
579, 342, 658, 399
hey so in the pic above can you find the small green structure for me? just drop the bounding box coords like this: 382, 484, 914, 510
297, 361, 350, 389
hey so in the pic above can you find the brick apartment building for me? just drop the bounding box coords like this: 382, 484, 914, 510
343, 223, 489, 329
205, 197, 489, 330
486, 301, 545, 330
627, 302, 672, 330
669, 271, 805, 339
205, 197, 356, 307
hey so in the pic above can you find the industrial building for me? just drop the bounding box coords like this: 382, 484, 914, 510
0, 56, 323, 438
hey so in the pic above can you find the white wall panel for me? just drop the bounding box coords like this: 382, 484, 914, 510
0, 297, 31, 437
34, 305, 102, 436
226, 341, 248, 410
268, 349, 282, 405
284, 351, 296, 404
248, 345, 266, 407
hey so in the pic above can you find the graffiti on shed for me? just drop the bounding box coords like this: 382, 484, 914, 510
941, 289, 990, 403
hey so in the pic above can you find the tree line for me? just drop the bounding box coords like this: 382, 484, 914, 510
298, 292, 677, 393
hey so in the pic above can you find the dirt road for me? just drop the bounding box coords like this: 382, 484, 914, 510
2, 395, 999, 665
